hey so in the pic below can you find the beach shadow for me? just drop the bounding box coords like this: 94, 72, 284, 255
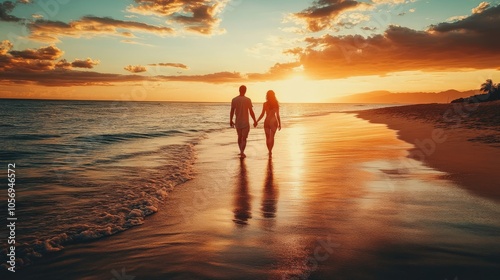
261, 158, 278, 218
232, 158, 252, 225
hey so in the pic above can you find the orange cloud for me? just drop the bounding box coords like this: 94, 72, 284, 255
247, 62, 302, 81
283, 47, 304, 57
0, 41, 100, 73
148, 62, 189, 69
120, 39, 154, 47
0, 41, 105, 86
4, 2, 500, 88
1, 41, 241, 85
124, 65, 147, 73
472, 1, 490, 14
1, 41, 245, 86
127, 0, 228, 35
28, 16, 174, 42
0, 41, 64, 71
293, 5, 500, 79
159, 71, 243, 83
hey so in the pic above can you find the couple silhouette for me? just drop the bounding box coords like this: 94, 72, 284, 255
230, 85, 282, 158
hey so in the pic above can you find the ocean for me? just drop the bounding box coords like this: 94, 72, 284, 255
0, 100, 389, 268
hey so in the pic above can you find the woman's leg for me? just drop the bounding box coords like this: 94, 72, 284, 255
265, 127, 277, 155
265, 128, 271, 153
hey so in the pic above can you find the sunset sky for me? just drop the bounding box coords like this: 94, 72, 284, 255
1, 0, 500, 102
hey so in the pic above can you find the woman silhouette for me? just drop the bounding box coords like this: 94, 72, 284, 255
255, 90, 282, 156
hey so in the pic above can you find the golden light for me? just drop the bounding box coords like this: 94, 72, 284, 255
286, 125, 306, 199
278, 74, 323, 103
250, 62, 339, 103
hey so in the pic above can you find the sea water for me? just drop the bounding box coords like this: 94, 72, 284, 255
0, 99, 388, 267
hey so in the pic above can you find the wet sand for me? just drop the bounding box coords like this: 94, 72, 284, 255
15, 112, 500, 280
357, 101, 500, 201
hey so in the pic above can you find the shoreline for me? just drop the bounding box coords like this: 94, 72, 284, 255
356, 101, 500, 201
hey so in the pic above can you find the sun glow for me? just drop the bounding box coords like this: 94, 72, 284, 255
252, 74, 331, 103
280, 75, 327, 103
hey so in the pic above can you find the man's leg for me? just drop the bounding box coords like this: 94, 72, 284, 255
237, 127, 250, 157
236, 128, 243, 154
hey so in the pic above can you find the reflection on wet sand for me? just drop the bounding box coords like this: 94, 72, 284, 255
233, 158, 251, 225
261, 158, 278, 219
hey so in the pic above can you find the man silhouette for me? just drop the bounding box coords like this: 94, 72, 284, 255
230, 85, 257, 158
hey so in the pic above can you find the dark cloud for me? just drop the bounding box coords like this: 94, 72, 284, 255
291, 4, 500, 79
128, 0, 228, 35
0, 0, 32, 22
9, 45, 63, 60
1, 70, 245, 86
0, 70, 148, 86
55, 58, 100, 70
55, 59, 71, 69
28, 16, 174, 42
292, 0, 366, 32
0, 1, 22, 22
430, 4, 500, 35
71, 58, 100, 69
171, 3, 222, 34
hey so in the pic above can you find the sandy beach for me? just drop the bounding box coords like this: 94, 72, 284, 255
12, 109, 500, 280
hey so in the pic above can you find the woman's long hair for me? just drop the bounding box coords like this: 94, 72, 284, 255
266, 90, 279, 109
